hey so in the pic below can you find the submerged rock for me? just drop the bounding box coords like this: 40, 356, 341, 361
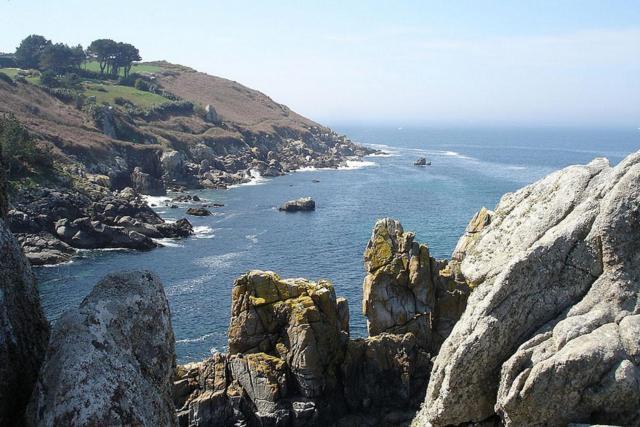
415, 152, 640, 426
279, 197, 315, 212
0, 220, 50, 425
27, 271, 176, 426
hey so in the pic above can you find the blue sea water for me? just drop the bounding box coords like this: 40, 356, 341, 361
36, 126, 640, 363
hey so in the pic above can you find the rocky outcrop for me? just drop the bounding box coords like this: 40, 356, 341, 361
204, 104, 219, 124
55, 217, 157, 250
279, 197, 316, 212
176, 270, 433, 426
27, 271, 176, 426
15, 231, 76, 265
131, 166, 166, 196
342, 332, 431, 421
415, 152, 640, 426
8, 187, 192, 264
0, 219, 50, 425
414, 157, 427, 166
363, 218, 471, 352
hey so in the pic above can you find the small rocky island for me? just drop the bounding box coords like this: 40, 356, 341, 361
278, 197, 316, 212
414, 157, 429, 166
1, 151, 639, 426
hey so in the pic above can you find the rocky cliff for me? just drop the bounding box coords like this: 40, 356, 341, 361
0, 151, 638, 426
414, 152, 640, 426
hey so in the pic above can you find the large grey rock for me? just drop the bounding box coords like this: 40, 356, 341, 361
363, 218, 471, 351
27, 271, 177, 426
415, 152, 640, 426
0, 220, 49, 425
131, 166, 166, 196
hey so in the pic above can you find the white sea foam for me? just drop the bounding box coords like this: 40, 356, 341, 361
507, 165, 527, 170
193, 225, 215, 239
176, 332, 217, 344
338, 160, 378, 170
246, 234, 259, 244
228, 169, 269, 188
439, 150, 476, 161
141, 195, 172, 206
153, 238, 185, 248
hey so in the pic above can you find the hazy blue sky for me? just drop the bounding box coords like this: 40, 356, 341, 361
1, 1, 639, 127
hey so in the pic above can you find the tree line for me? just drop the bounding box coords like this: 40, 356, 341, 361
14, 35, 141, 78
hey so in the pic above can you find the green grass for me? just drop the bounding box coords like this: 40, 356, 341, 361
0, 67, 39, 84
83, 82, 169, 108
0, 66, 171, 108
82, 61, 166, 76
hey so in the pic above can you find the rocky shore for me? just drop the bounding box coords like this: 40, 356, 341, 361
1, 63, 375, 265
7, 186, 193, 265
0, 151, 638, 426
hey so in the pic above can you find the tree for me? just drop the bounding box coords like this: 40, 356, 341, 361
39, 43, 76, 73
15, 35, 51, 69
114, 43, 141, 77
70, 44, 86, 69
87, 39, 117, 75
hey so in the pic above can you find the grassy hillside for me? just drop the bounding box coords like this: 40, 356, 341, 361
82, 82, 169, 108
82, 61, 167, 76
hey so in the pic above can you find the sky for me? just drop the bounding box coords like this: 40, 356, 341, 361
1, 0, 639, 127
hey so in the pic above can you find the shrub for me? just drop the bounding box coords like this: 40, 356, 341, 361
118, 72, 143, 87
0, 72, 15, 86
45, 87, 77, 103
39, 70, 59, 87
134, 78, 150, 92
114, 96, 133, 108
0, 114, 52, 177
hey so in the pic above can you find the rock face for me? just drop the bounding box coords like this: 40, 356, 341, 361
176, 270, 433, 426
363, 218, 471, 352
27, 271, 176, 426
279, 197, 316, 212
204, 104, 219, 124
0, 219, 50, 425
415, 152, 640, 426
131, 166, 166, 196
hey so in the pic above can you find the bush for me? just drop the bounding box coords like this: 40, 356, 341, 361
39, 70, 59, 87
0, 114, 52, 177
114, 96, 133, 108
118, 73, 143, 87
134, 78, 150, 92
0, 72, 15, 86
44, 87, 78, 103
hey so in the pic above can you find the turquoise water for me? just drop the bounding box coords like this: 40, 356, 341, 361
36, 127, 640, 363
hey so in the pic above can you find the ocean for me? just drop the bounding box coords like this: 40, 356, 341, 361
35, 126, 640, 363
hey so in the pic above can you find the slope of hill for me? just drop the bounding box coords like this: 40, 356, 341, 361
0, 62, 373, 264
